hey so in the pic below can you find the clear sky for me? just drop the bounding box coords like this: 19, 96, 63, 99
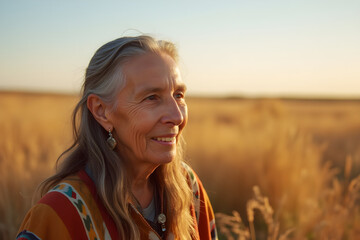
0, 0, 359, 97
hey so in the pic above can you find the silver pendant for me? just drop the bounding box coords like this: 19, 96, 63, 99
157, 213, 166, 232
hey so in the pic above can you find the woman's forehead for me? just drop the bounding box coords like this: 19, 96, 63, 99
126, 53, 181, 79
120, 53, 185, 96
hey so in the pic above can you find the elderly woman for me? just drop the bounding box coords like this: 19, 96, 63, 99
16, 35, 217, 240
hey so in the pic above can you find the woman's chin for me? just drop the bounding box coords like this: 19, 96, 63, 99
153, 152, 177, 165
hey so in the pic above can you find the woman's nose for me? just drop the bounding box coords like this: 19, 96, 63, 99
161, 98, 184, 126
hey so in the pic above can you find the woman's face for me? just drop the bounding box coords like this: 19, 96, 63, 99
107, 53, 187, 169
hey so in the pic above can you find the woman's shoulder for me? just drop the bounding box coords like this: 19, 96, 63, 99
181, 162, 200, 183
17, 171, 110, 240
181, 162, 202, 221
37, 173, 93, 214
16, 175, 88, 239
181, 162, 218, 239
181, 162, 204, 194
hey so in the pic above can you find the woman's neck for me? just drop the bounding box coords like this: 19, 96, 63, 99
130, 165, 157, 209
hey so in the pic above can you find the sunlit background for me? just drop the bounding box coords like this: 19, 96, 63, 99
1, 0, 359, 97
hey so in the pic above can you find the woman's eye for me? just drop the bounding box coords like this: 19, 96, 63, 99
145, 95, 157, 101
175, 92, 185, 99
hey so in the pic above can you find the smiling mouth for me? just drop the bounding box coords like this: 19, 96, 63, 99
152, 137, 176, 143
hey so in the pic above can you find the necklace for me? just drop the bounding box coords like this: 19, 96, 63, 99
131, 183, 167, 235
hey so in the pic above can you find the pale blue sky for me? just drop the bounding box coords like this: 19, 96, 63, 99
0, 0, 359, 97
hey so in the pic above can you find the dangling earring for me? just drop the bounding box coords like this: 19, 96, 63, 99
107, 128, 117, 150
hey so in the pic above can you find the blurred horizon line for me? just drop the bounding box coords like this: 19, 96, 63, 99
1, 88, 360, 101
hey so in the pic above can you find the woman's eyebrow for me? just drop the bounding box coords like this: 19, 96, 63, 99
135, 83, 187, 95
132, 82, 187, 100
133, 86, 163, 98
177, 83, 187, 92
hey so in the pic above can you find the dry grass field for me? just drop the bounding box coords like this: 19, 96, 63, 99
1, 91, 360, 239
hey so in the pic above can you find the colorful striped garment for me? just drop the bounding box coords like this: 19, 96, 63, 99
17, 164, 218, 240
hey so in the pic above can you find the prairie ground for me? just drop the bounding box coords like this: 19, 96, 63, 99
1, 91, 360, 239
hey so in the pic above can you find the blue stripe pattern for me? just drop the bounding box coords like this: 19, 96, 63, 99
16, 230, 41, 240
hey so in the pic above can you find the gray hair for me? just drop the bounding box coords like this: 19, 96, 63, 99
84, 36, 178, 105
76, 35, 180, 238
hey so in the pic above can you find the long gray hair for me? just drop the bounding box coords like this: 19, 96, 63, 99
39, 35, 195, 239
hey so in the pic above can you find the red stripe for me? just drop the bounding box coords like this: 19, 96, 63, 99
39, 191, 88, 239
78, 170, 118, 239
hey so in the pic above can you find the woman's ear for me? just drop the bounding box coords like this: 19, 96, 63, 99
87, 94, 112, 130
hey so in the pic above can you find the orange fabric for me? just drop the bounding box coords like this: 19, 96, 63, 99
18, 204, 72, 239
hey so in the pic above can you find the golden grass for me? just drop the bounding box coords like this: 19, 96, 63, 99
0, 92, 77, 239
184, 97, 360, 239
1, 92, 360, 239
216, 162, 360, 240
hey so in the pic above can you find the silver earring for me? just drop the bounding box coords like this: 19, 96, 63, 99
107, 128, 117, 150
